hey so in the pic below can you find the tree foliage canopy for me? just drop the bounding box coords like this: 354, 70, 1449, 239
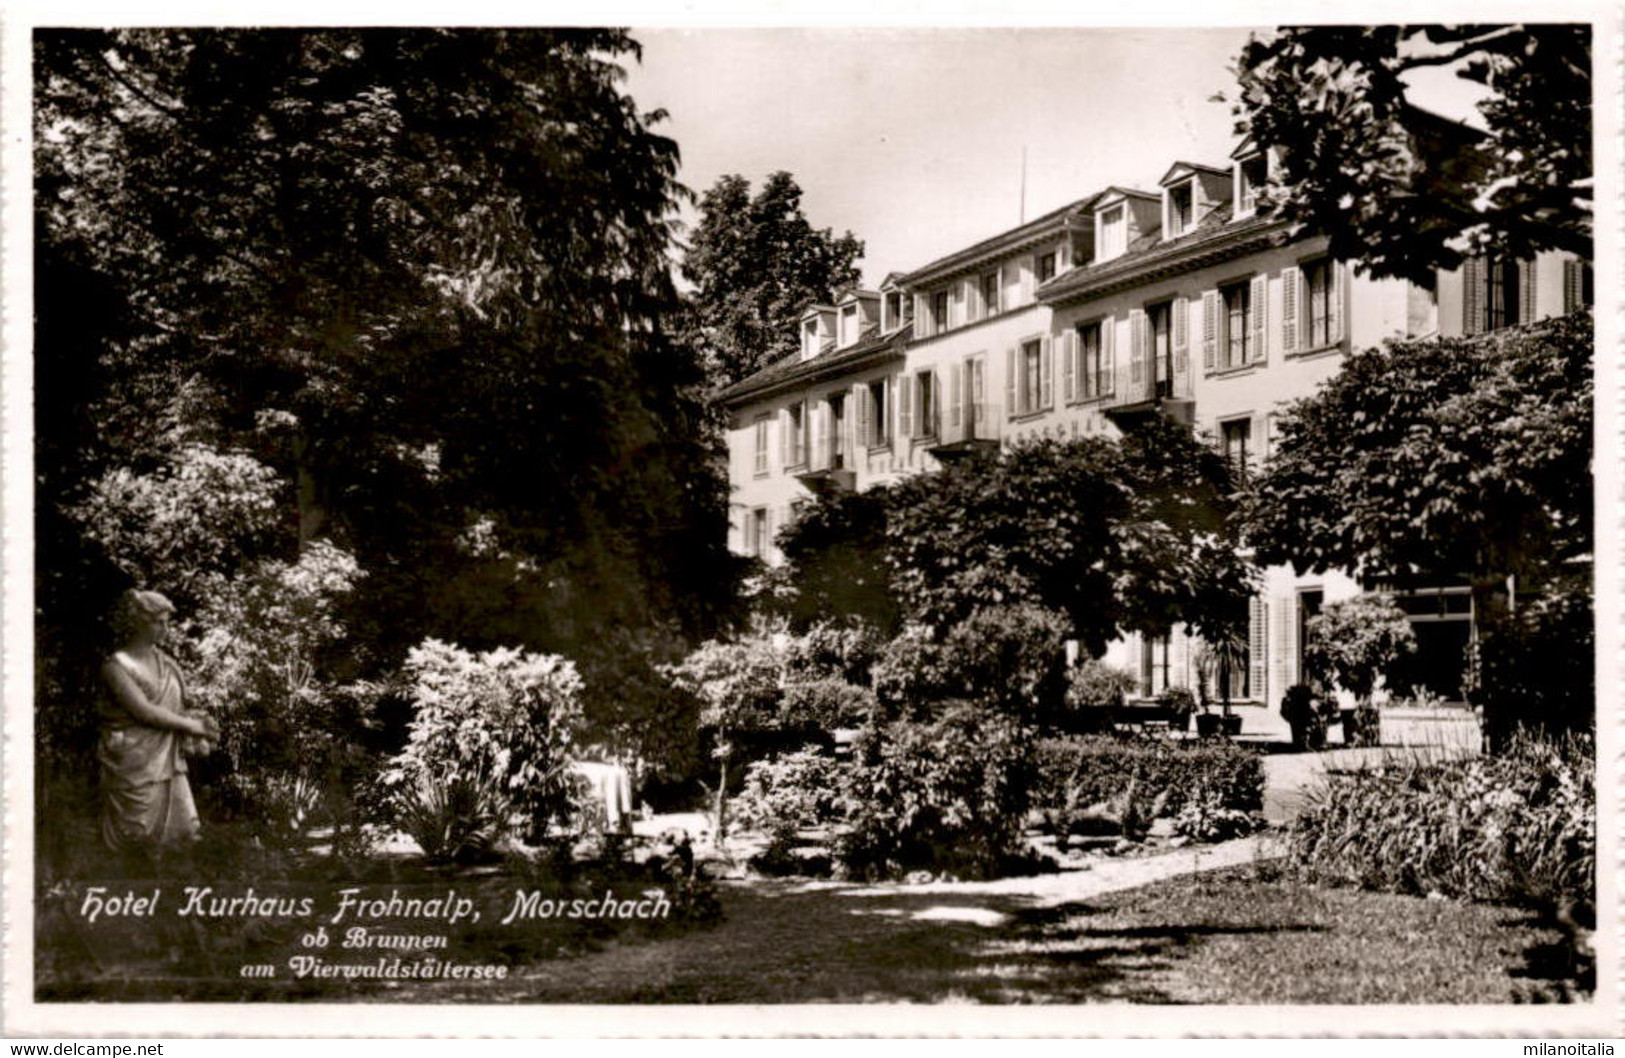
36, 28, 738, 671
681, 171, 864, 386
1243, 311, 1592, 588
780, 419, 1255, 655
1230, 25, 1591, 286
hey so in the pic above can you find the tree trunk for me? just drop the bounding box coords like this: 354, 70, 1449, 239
293, 432, 326, 548
714, 738, 729, 848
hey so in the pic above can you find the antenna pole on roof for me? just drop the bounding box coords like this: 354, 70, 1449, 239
1020, 145, 1027, 224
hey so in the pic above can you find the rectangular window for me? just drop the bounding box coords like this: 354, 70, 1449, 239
1485, 259, 1521, 330
914, 371, 936, 439
1222, 417, 1252, 482
981, 271, 1001, 318
753, 417, 769, 476
1168, 182, 1193, 237
827, 392, 847, 468
1078, 321, 1104, 399
866, 378, 889, 447
932, 290, 950, 335
1221, 281, 1250, 369
1297, 589, 1323, 687
750, 507, 769, 558
1099, 205, 1126, 259
1304, 259, 1332, 347
1140, 636, 1170, 698
1021, 339, 1043, 414
1148, 301, 1173, 397
1239, 155, 1266, 213
1037, 250, 1058, 284
787, 401, 807, 466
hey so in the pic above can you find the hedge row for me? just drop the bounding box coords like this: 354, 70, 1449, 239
1031, 735, 1266, 821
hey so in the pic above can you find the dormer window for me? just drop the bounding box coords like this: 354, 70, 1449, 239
802, 318, 820, 360
1238, 154, 1267, 215
1166, 182, 1194, 238
839, 303, 860, 347
1097, 205, 1127, 261
1037, 250, 1059, 284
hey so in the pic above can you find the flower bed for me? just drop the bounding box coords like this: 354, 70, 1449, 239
1288, 733, 1594, 909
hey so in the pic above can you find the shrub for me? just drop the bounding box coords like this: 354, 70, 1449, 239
783, 621, 883, 686
1304, 594, 1416, 705
1158, 685, 1198, 727
778, 677, 878, 731
837, 704, 1034, 879
1032, 736, 1265, 831
731, 748, 849, 843
871, 604, 1069, 719
1065, 659, 1138, 708
382, 639, 586, 839
1280, 684, 1334, 750
394, 768, 510, 864
1470, 583, 1592, 751
1288, 733, 1594, 909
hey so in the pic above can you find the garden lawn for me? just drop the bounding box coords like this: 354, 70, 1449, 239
485, 863, 1576, 1004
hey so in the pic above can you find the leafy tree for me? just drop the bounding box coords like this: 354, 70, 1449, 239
681, 171, 864, 386
1243, 313, 1591, 591
1246, 313, 1592, 743
666, 637, 784, 842
878, 421, 1252, 655
774, 487, 896, 633
1304, 594, 1418, 706
1229, 25, 1591, 286
35, 30, 738, 778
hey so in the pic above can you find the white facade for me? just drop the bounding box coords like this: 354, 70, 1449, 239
717, 139, 1592, 717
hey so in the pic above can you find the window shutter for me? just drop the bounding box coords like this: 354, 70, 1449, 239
899, 375, 913, 440
1005, 347, 1016, 420
1248, 596, 1267, 702
764, 508, 774, 558
949, 362, 962, 431
1519, 258, 1537, 324
932, 369, 944, 437
1327, 261, 1344, 344
810, 400, 824, 468
1062, 330, 1077, 404
1129, 309, 1146, 386
779, 408, 789, 467
1020, 260, 1034, 304
1201, 290, 1218, 372
1101, 318, 1116, 396
1249, 274, 1267, 363
1563, 260, 1584, 313
1040, 336, 1054, 410
855, 384, 870, 449
1172, 296, 1190, 379
1462, 257, 1484, 335
1280, 265, 1300, 354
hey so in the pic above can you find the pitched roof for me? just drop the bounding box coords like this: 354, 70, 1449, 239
897, 193, 1102, 286
1158, 161, 1230, 185
1038, 200, 1287, 305
715, 321, 911, 406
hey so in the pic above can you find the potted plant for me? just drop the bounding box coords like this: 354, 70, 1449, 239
1191, 645, 1222, 737
1279, 683, 1332, 751
1303, 594, 1417, 749
1157, 685, 1198, 732
1207, 625, 1249, 737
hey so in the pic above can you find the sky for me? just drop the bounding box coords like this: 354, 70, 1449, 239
619, 24, 1508, 291
622, 27, 1258, 289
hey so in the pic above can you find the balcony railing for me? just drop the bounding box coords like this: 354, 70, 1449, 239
930, 401, 1002, 460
